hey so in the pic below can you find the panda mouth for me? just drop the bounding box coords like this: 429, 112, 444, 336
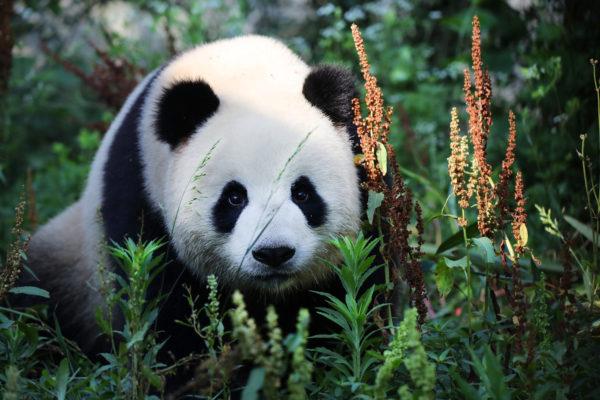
254, 271, 296, 283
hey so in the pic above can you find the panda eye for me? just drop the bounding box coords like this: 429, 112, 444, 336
227, 191, 246, 207
291, 185, 310, 203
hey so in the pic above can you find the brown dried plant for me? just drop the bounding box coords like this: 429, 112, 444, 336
351, 24, 393, 187
451, 16, 530, 249
448, 15, 537, 355
0, 192, 28, 301
497, 111, 518, 226
512, 171, 527, 255
463, 15, 496, 237
448, 107, 471, 218
351, 24, 427, 324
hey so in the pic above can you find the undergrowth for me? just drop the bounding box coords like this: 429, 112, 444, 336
1, 15, 599, 400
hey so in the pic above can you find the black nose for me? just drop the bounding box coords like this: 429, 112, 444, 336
252, 246, 295, 268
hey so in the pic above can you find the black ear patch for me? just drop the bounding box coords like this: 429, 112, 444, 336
302, 65, 357, 125
155, 80, 220, 149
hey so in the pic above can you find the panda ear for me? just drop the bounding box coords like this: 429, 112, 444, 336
302, 65, 357, 126
155, 79, 220, 148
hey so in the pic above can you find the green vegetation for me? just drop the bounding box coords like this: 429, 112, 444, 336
1, 1, 600, 398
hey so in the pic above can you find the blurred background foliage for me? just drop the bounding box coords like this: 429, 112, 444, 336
1, 0, 599, 263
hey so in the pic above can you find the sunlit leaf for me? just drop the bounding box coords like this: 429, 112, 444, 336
376, 142, 387, 176
519, 223, 528, 247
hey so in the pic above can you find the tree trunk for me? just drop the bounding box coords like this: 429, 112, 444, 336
0, 0, 14, 96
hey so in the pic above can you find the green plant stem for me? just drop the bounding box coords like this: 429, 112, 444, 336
593, 62, 600, 178
592, 62, 600, 279
461, 208, 473, 337
580, 136, 598, 302
376, 211, 394, 332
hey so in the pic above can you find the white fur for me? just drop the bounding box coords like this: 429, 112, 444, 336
138, 35, 362, 290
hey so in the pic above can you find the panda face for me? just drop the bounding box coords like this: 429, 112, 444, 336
162, 104, 361, 292
140, 36, 361, 292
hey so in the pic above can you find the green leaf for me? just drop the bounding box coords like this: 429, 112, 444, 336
367, 190, 385, 224
564, 215, 600, 247
376, 142, 387, 176
468, 346, 512, 400
443, 256, 468, 269
435, 259, 454, 297
481, 347, 511, 400
142, 365, 163, 390
9, 286, 50, 298
127, 321, 151, 349
449, 369, 480, 400
436, 223, 478, 254
55, 358, 69, 400
472, 237, 496, 264
241, 367, 265, 400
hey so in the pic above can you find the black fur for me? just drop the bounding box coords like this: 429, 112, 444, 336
302, 65, 357, 126
212, 180, 249, 233
291, 176, 327, 227
155, 79, 220, 148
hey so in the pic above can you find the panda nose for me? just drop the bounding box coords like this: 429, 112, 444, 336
252, 246, 296, 268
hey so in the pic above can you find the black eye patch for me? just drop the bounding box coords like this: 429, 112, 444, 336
291, 176, 327, 227
212, 181, 248, 233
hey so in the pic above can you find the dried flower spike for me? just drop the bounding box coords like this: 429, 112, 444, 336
512, 171, 527, 253
351, 23, 427, 324
351, 23, 393, 187
497, 110, 518, 226
0, 193, 27, 301
463, 16, 495, 237
448, 107, 471, 209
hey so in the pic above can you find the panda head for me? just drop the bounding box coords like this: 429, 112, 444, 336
140, 36, 362, 292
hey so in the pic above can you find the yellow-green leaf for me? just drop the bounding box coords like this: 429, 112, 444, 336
519, 223, 528, 247
376, 142, 387, 176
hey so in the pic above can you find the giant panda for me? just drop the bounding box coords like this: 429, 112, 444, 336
21, 35, 378, 384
